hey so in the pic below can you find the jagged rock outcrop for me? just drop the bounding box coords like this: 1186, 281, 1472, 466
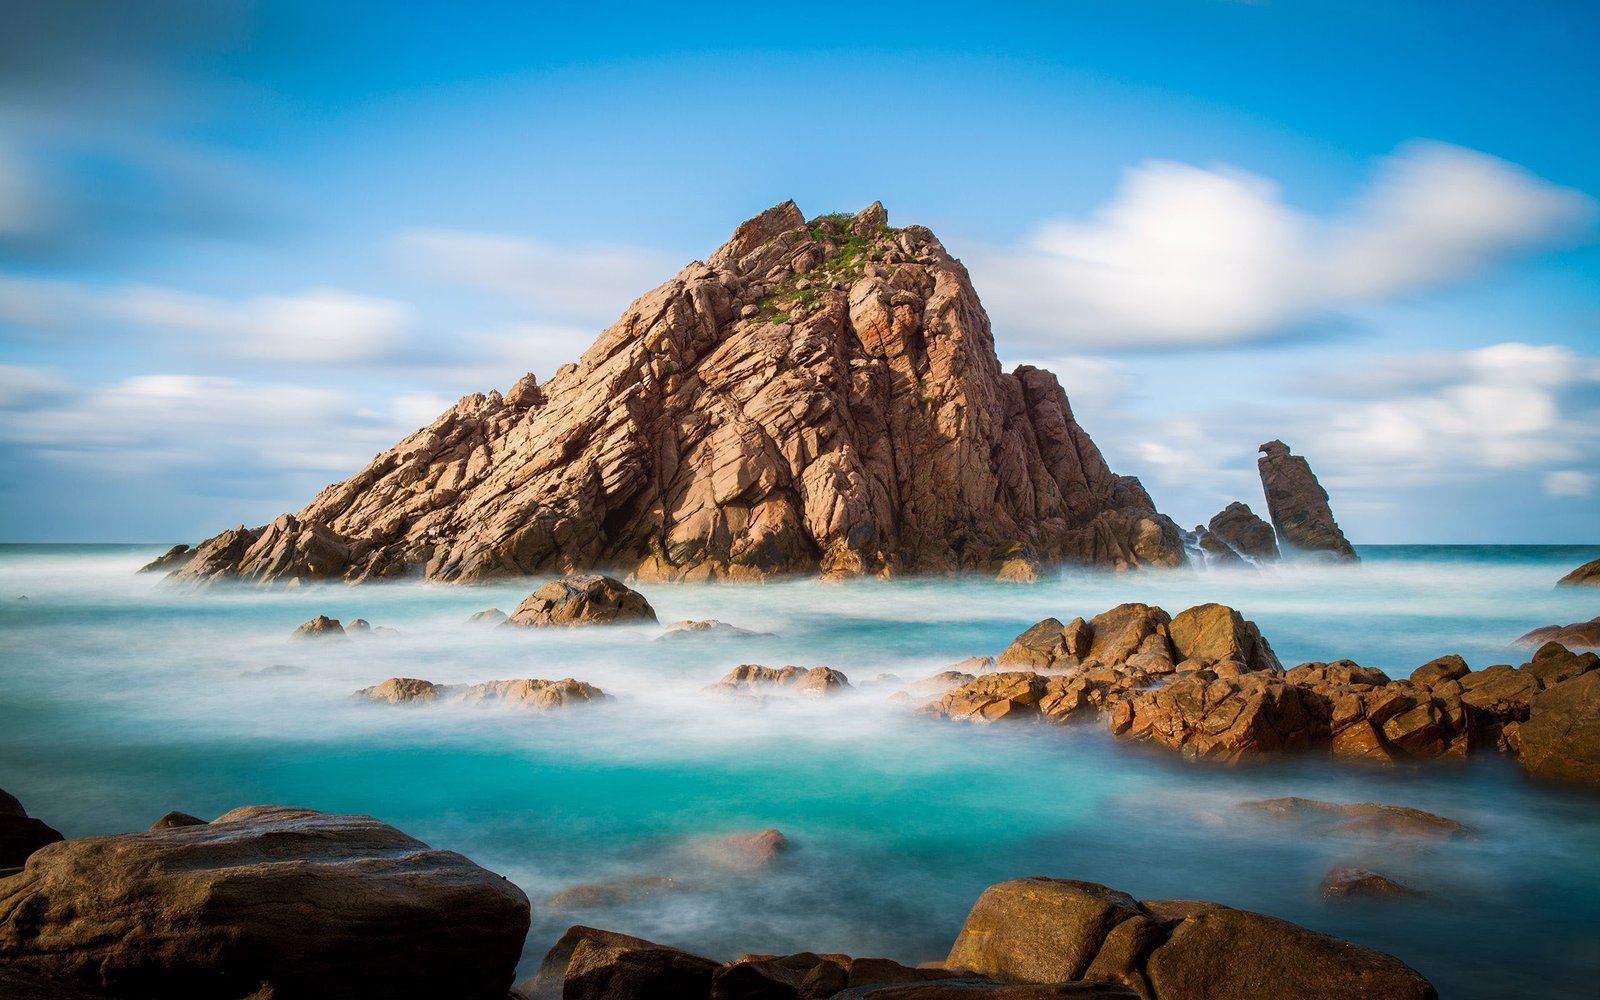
504, 575, 656, 627
0, 805, 530, 999
138, 543, 193, 573
1256, 441, 1356, 561
1204, 502, 1278, 562
1556, 556, 1600, 587
167, 202, 1184, 585
712, 664, 851, 696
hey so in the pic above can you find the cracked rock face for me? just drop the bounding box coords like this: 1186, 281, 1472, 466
168, 201, 1184, 585
1256, 441, 1356, 561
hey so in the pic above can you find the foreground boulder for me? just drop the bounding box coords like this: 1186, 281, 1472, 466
945, 877, 1435, 1000
0, 787, 63, 870
1256, 440, 1356, 560
1519, 670, 1600, 788
1556, 556, 1600, 587
1167, 604, 1280, 674
505, 574, 657, 627
166, 202, 1186, 585
0, 805, 530, 999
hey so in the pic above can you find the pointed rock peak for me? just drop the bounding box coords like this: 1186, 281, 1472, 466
1258, 439, 1290, 458
709, 200, 806, 268
506, 372, 544, 409
851, 200, 888, 235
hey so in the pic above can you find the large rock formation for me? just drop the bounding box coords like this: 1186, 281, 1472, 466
1203, 502, 1278, 562
1255, 441, 1356, 561
167, 202, 1184, 585
0, 805, 530, 999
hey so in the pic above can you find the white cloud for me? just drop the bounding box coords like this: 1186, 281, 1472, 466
968, 141, 1595, 349
393, 229, 677, 324
110, 286, 412, 363
1543, 470, 1595, 497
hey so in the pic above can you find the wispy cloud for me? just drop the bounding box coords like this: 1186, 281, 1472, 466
111, 286, 413, 363
968, 142, 1595, 350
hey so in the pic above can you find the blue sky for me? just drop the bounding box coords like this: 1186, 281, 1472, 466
1, 1, 1597, 542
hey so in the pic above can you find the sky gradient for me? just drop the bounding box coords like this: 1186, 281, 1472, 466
2, 1, 1597, 543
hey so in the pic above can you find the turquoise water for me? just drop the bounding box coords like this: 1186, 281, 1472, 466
2, 544, 1598, 997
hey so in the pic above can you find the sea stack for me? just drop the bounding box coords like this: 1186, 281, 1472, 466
166, 201, 1185, 585
1256, 440, 1357, 561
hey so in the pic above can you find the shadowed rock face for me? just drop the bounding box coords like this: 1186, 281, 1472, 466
1557, 556, 1600, 587
167, 201, 1184, 585
1256, 441, 1356, 561
0, 805, 530, 999
1204, 502, 1278, 561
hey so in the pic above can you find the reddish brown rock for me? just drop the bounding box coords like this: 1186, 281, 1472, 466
998, 618, 1093, 671
291, 614, 346, 639
943, 876, 1435, 1000
1513, 616, 1600, 651
925, 673, 1052, 723
1409, 655, 1470, 688
1167, 604, 1280, 674
1115, 672, 1329, 762
505, 574, 656, 627
1256, 440, 1357, 561
1556, 556, 1600, 587
168, 203, 1186, 585
1519, 669, 1600, 788
715, 664, 851, 696
1522, 642, 1600, 686
0, 805, 530, 999
1087, 604, 1173, 671
1205, 502, 1279, 562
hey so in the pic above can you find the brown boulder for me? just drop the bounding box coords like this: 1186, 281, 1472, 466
1144, 905, 1434, 999
715, 664, 851, 696
563, 935, 721, 1000
1519, 669, 1600, 788
291, 614, 346, 639
945, 878, 1145, 984
1256, 440, 1357, 560
522, 926, 663, 999
712, 951, 850, 1000
1556, 556, 1600, 587
356, 677, 442, 704
1167, 604, 1280, 673
456, 677, 609, 709
1205, 502, 1279, 561
505, 574, 657, 626
926, 673, 1051, 723
149, 811, 207, 830
1513, 616, 1600, 651
998, 618, 1091, 670
1087, 604, 1173, 670
1523, 642, 1600, 686
1408, 655, 1469, 687
1114, 672, 1329, 761
0, 805, 530, 999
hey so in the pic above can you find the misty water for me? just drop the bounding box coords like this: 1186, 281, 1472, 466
2, 544, 1598, 997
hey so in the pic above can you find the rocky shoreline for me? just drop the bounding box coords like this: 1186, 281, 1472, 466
0, 788, 1444, 999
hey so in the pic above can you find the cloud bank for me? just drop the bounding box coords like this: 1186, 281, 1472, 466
970, 142, 1595, 349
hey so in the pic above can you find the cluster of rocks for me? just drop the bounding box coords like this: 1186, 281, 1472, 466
1182, 441, 1357, 566
151, 201, 1192, 587
357, 676, 608, 710
524, 875, 1437, 1000
922, 603, 1600, 785
712, 664, 852, 697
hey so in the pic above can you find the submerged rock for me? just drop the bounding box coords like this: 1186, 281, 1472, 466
357, 677, 443, 704
1256, 440, 1357, 560
659, 619, 760, 640
546, 876, 679, 912
0, 805, 530, 999
1320, 866, 1416, 899
505, 575, 657, 627
1236, 797, 1469, 839
944, 876, 1435, 1000
356, 676, 607, 710
467, 607, 508, 625
167, 202, 1186, 586
1556, 556, 1600, 587
0, 787, 63, 870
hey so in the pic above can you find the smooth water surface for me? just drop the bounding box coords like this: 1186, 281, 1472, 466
2, 544, 1598, 997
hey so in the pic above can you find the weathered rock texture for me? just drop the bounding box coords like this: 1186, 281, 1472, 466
167, 202, 1184, 586
1556, 556, 1600, 587
944, 877, 1436, 1000
1256, 441, 1356, 560
0, 805, 530, 999
504, 575, 656, 627
1204, 502, 1278, 562
713, 664, 852, 696
356, 676, 607, 710
137, 543, 193, 573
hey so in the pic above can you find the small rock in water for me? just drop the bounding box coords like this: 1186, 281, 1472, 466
1321, 865, 1417, 899
1555, 556, 1600, 588
1513, 616, 1600, 651
467, 607, 507, 625
1238, 797, 1470, 839
545, 875, 679, 911
150, 811, 207, 830
347, 618, 371, 632
505, 574, 657, 627
657, 619, 759, 640
242, 663, 307, 678
291, 614, 346, 640
356, 678, 442, 704
685, 828, 791, 870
